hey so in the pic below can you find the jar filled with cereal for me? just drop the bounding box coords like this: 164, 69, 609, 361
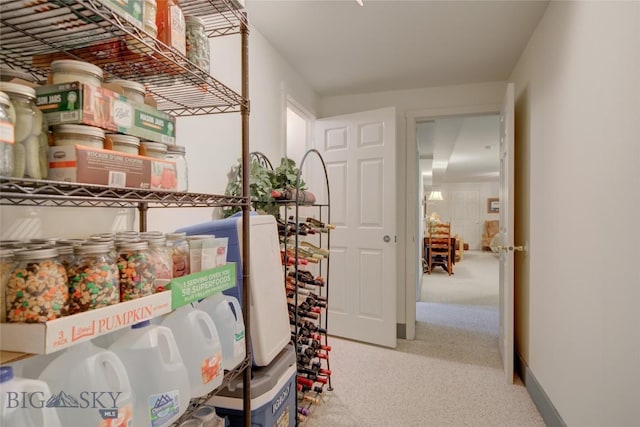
0, 248, 16, 322
116, 240, 155, 301
6, 247, 69, 323
166, 232, 189, 278
67, 243, 120, 314
141, 233, 172, 291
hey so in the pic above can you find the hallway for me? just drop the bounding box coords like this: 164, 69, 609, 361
303, 251, 544, 426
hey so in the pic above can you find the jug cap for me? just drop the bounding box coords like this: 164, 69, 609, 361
132, 320, 151, 329
0, 366, 14, 383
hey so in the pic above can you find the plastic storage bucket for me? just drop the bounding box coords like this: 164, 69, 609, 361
0, 366, 62, 427
109, 320, 190, 427
197, 292, 246, 371
38, 341, 133, 427
161, 304, 223, 397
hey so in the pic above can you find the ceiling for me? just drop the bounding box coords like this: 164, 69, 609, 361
243, 0, 549, 186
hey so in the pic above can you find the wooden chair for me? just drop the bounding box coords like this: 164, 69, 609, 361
428, 222, 453, 275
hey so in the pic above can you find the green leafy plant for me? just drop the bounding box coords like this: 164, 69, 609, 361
223, 157, 306, 218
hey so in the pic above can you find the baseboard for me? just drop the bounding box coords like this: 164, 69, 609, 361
397, 323, 406, 339
516, 353, 566, 427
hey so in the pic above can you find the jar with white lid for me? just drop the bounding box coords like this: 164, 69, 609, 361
141, 141, 168, 159
166, 232, 190, 278
144, 0, 158, 37
53, 124, 105, 149
106, 133, 140, 155
165, 144, 188, 192
0, 248, 16, 323
116, 240, 155, 301
141, 234, 172, 291
50, 59, 103, 87
0, 82, 48, 180
104, 79, 146, 104
68, 243, 120, 314
0, 90, 15, 176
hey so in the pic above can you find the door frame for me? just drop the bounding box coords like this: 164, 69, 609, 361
404, 103, 501, 340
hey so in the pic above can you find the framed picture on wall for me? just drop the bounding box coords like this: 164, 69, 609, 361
487, 198, 500, 213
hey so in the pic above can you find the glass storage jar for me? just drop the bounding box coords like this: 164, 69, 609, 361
166, 232, 190, 278
0, 90, 15, 176
6, 247, 69, 323
141, 233, 172, 290
140, 141, 168, 159
50, 59, 103, 87
0, 81, 47, 180
0, 248, 16, 323
104, 79, 146, 104
106, 133, 140, 155
67, 243, 120, 314
144, 0, 158, 37
185, 15, 210, 72
116, 240, 155, 301
165, 144, 188, 192
53, 124, 105, 149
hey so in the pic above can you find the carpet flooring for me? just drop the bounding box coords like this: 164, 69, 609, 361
302, 251, 544, 427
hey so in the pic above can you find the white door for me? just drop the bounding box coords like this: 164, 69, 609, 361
498, 83, 515, 382
314, 107, 397, 348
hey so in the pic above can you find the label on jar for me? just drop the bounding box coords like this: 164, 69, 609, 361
169, 4, 186, 55
0, 120, 15, 144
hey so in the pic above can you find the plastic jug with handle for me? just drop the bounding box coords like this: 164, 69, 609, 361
197, 292, 246, 370
161, 304, 223, 397
0, 366, 62, 427
109, 320, 190, 427
38, 340, 133, 427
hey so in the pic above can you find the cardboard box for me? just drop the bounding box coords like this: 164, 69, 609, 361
48, 145, 178, 190
168, 264, 237, 310
102, 0, 144, 31
36, 82, 176, 144
0, 292, 172, 354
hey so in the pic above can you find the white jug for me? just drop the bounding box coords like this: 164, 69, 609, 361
109, 320, 190, 427
161, 304, 223, 398
197, 292, 246, 370
0, 366, 62, 427
38, 340, 133, 427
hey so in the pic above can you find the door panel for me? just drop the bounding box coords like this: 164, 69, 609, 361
314, 107, 397, 348
498, 83, 515, 382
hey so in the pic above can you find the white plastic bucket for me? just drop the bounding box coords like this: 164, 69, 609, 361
0, 366, 62, 427
161, 304, 223, 398
109, 320, 190, 427
38, 341, 133, 427
197, 293, 246, 370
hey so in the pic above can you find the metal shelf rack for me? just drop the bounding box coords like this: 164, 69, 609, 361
0, 0, 252, 425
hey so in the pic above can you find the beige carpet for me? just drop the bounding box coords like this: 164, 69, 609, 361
302, 251, 544, 427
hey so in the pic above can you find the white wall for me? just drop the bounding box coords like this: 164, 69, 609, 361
510, 2, 640, 425
1, 25, 318, 238
319, 82, 506, 331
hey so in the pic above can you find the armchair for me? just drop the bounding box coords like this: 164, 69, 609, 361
482, 220, 499, 251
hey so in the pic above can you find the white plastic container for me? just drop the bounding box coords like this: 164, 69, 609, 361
38, 341, 134, 427
161, 305, 223, 398
109, 320, 190, 427
50, 59, 103, 87
0, 366, 62, 427
197, 293, 246, 371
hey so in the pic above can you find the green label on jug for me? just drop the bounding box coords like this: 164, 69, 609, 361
168, 263, 236, 309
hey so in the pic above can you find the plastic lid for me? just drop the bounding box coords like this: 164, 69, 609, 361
166, 145, 186, 154
166, 232, 187, 240
192, 405, 216, 421
0, 66, 37, 83
51, 59, 103, 80
185, 15, 206, 27
53, 124, 105, 139
132, 320, 151, 329
0, 81, 36, 99
0, 366, 14, 383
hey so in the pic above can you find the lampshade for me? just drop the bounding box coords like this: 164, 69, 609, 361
428, 190, 443, 201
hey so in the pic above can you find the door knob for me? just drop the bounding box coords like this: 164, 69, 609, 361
383, 235, 391, 243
